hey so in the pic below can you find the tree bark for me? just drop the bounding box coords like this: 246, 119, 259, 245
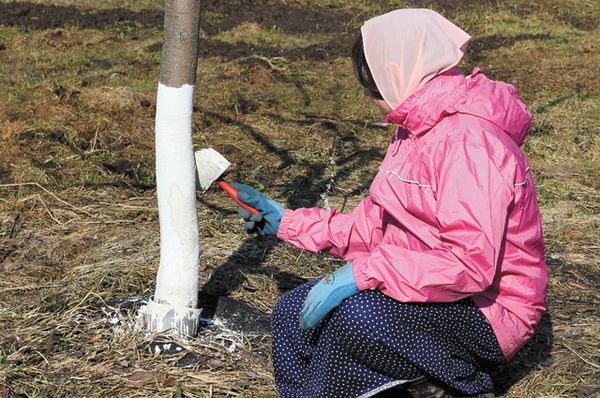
159, 0, 201, 87
146, 0, 202, 336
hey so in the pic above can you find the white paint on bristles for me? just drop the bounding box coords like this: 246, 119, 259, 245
145, 83, 202, 336
195, 148, 231, 191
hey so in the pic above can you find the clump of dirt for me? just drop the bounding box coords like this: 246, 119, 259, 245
236, 58, 278, 88
102, 158, 149, 180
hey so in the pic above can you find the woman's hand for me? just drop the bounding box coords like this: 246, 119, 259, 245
300, 262, 359, 329
230, 182, 285, 237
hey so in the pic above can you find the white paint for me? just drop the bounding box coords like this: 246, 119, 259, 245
146, 299, 201, 336
227, 342, 237, 353
145, 83, 201, 336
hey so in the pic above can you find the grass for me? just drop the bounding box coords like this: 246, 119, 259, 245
0, 0, 599, 397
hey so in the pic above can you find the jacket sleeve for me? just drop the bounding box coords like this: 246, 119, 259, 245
352, 141, 515, 302
277, 196, 386, 260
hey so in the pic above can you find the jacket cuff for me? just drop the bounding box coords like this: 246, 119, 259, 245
276, 209, 294, 241
351, 258, 372, 291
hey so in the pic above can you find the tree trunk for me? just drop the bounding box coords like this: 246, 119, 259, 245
145, 0, 202, 336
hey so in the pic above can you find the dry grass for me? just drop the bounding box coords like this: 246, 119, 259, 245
0, 0, 599, 397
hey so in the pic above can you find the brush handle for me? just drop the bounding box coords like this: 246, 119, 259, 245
216, 181, 260, 215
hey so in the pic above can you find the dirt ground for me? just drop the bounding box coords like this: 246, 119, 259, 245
0, 0, 599, 397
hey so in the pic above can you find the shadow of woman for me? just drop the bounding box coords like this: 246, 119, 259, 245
195, 112, 383, 329
196, 234, 308, 329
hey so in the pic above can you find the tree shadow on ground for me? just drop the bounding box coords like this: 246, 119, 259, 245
199, 237, 308, 299
204, 111, 384, 204
197, 235, 308, 329
197, 107, 384, 328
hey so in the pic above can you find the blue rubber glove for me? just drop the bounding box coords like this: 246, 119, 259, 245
230, 182, 285, 237
299, 262, 359, 330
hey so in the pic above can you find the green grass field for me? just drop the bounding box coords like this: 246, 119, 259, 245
0, 0, 598, 396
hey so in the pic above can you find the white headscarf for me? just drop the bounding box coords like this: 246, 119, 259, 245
361, 9, 471, 110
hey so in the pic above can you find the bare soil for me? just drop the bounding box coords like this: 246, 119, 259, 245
0, 1, 358, 33
0, 1, 164, 30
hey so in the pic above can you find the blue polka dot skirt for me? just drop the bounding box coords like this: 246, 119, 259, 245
272, 280, 506, 397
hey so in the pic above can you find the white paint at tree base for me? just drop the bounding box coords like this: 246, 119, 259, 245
145, 298, 202, 336
144, 82, 200, 336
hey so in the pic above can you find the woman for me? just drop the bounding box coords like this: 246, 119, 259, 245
232, 9, 548, 398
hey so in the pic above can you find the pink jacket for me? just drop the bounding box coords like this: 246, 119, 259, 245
277, 68, 548, 359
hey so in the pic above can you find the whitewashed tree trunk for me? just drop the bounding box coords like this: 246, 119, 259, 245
145, 0, 202, 336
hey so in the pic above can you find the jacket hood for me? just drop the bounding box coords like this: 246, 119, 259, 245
385, 68, 532, 146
